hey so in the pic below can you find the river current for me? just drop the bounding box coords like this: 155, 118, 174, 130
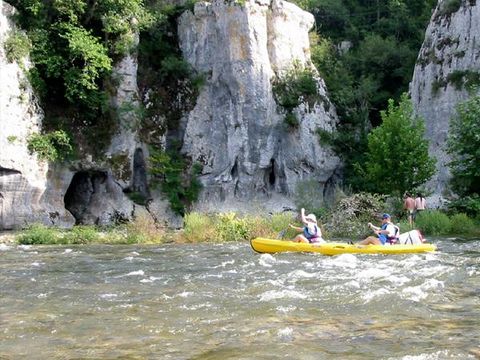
1, 237, 479, 359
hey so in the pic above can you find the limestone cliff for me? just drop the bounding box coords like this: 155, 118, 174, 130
0, 1, 146, 228
178, 0, 340, 212
410, 0, 480, 205
0, 0, 340, 228
0, 1, 74, 228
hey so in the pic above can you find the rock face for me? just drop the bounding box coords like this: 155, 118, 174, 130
410, 0, 480, 205
0, 2, 147, 228
178, 0, 340, 212
0, 1, 74, 229
1, 0, 341, 228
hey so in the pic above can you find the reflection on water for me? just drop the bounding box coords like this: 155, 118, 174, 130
1, 238, 479, 359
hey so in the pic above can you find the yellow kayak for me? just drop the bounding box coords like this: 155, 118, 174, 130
250, 238, 436, 256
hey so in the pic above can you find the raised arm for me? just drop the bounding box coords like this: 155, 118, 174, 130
300, 208, 307, 224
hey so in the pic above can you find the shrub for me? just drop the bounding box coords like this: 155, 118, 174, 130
125, 191, 148, 206
4, 30, 31, 63
149, 146, 203, 215
272, 62, 318, 112
125, 214, 165, 243
284, 112, 299, 127
27, 130, 72, 162
18, 224, 60, 245
182, 212, 297, 242
397, 220, 412, 233
160, 55, 191, 78
436, 0, 462, 18
101, 215, 165, 244
294, 180, 327, 215
447, 195, 480, 218
449, 213, 475, 235
215, 212, 250, 242
447, 94, 480, 195
415, 210, 451, 236
325, 192, 386, 238
64, 225, 100, 244
183, 212, 216, 243
246, 212, 296, 240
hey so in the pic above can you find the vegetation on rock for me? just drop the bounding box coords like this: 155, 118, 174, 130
447, 92, 480, 204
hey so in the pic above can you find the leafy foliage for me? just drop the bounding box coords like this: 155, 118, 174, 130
449, 213, 475, 235
149, 146, 202, 216
27, 130, 72, 162
273, 62, 318, 111
415, 210, 451, 236
447, 93, 480, 195
294, 0, 437, 189
272, 62, 318, 127
8, 0, 154, 154
18, 224, 60, 245
446, 194, 480, 218
182, 211, 297, 242
214, 212, 250, 242
436, 0, 462, 18
360, 94, 436, 196
137, 3, 202, 142
4, 30, 31, 63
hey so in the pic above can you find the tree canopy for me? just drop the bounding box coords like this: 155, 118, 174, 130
293, 0, 437, 190
360, 94, 436, 196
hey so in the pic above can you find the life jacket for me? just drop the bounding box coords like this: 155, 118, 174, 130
379, 223, 399, 245
303, 224, 320, 241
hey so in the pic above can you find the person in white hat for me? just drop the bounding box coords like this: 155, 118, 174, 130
289, 208, 325, 244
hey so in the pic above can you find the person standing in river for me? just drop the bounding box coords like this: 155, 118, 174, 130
414, 192, 426, 221
404, 192, 415, 227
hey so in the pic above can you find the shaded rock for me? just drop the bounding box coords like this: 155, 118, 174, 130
410, 0, 480, 206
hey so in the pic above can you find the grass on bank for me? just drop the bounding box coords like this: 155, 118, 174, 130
396, 211, 478, 237
16, 212, 298, 245
13, 209, 480, 246
17, 215, 167, 245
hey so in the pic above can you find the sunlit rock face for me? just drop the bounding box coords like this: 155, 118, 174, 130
0, 3, 147, 228
0, 1, 74, 229
410, 0, 480, 206
178, 0, 341, 213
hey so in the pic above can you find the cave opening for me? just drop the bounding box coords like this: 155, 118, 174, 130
266, 159, 276, 190
64, 171, 107, 224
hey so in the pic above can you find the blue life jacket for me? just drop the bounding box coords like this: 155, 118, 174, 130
303, 225, 319, 241
378, 223, 399, 245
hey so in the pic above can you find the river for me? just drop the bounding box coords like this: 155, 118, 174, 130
1, 237, 479, 359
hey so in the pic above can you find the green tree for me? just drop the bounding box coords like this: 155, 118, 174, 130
300, 0, 437, 190
447, 93, 480, 195
360, 93, 436, 196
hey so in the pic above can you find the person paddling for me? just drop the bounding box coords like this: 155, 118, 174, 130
289, 208, 325, 244
359, 213, 398, 245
